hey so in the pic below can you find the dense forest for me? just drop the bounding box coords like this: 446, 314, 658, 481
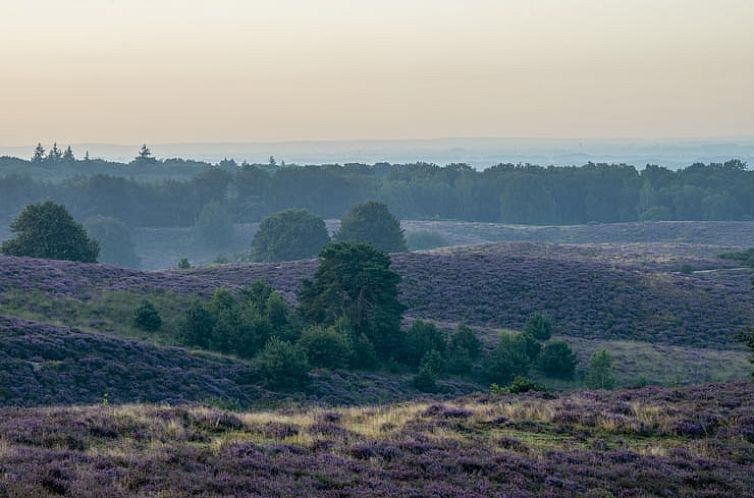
0, 149, 751, 227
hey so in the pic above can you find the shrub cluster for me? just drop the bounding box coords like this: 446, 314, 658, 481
484, 313, 578, 386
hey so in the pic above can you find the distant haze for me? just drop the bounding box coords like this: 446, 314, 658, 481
1, 138, 753, 170
1, 0, 753, 146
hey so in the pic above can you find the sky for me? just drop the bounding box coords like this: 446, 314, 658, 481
1, 0, 753, 147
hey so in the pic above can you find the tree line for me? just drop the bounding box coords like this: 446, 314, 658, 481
0, 153, 752, 227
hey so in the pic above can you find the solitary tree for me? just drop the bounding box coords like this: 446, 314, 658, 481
133, 300, 162, 332
1, 201, 99, 263
132, 144, 158, 165
585, 349, 616, 389
298, 242, 406, 360
335, 201, 407, 252
251, 209, 330, 262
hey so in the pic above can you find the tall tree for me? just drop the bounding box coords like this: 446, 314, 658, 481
132, 144, 158, 165
62, 146, 75, 163
1, 201, 99, 263
251, 209, 330, 262
31, 143, 45, 164
585, 349, 616, 389
336, 201, 407, 252
46, 142, 63, 164
298, 242, 406, 359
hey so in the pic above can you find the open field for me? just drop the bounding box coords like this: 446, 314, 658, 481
0, 381, 751, 497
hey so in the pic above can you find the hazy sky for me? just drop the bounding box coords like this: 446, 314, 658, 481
1, 0, 753, 146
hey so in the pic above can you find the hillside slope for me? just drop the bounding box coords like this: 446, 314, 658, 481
1, 242, 751, 348
0, 316, 475, 407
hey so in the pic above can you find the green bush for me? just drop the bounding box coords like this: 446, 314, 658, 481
133, 300, 162, 332
180, 284, 293, 359
298, 325, 352, 369
251, 209, 330, 262
177, 258, 191, 269
257, 338, 310, 389
585, 349, 616, 389
446, 324, 482, 374
413, 351, 441, 392
507, 376, 547, 394
540, 340, 578, 379
335, 201, 407, 252
403, 320, 446, 366
524, 312, 553, 341
181, 301, 216, 349
483, 332, 531, 385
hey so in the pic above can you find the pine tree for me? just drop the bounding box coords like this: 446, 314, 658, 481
62, 146, 75, 163
133, 144, 157, 165
47, 142, 63, 164
31, 143, 45, 164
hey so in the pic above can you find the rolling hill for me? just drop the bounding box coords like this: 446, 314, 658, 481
2, 241, 750, 349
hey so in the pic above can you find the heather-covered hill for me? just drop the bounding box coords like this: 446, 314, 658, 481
0, 381, 751, 497
0, 316, 476, 408
1, 241, 751, 348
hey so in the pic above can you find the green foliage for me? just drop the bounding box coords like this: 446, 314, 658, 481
297, 325, 352, 369
256, 338, 310, 389
196, 201, 234, 248
133, 300, 162, 332
720, 248, 754, 268
405, 231, 448, 251
520, 333, 542, 362
251, 209, 330, 262
483, 332, 531, 385
402, 320, 447, 366
180, 283, 293, 358
181, 301, 216, 349
298, 242, 406, 360
524, 312, 553, 341
507, 376, 547, 394
540, 340, 578, 379
1, 201, 99, 263
177, 257, 191, 269
585, 349, 616, 389
413, 351, 441, 392
445, 324, 483, 374
335, 201, 407, 252
84, 215, 140, 268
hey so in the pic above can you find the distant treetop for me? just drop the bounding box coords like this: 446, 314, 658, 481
335, 201, 407, 252
1, 201, 100, 263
